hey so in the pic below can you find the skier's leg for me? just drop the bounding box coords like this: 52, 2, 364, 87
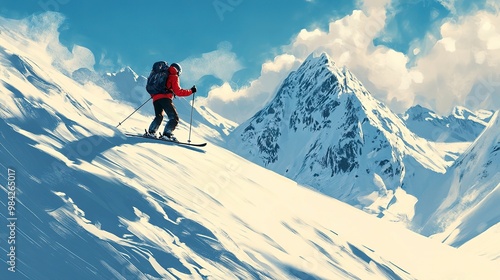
148, 100, 164, 133
162, 99, 179, 135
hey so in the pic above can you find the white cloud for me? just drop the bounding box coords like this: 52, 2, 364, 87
180, 41, 243, 86
437, 0, 458, 14
411, 10, 500, 113
359, 0, 391, 15
197, 54, 301, 123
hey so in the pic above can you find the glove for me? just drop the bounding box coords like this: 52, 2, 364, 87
191, 85, 197, 94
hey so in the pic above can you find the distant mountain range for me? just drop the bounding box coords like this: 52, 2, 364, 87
402, 104, 493, 142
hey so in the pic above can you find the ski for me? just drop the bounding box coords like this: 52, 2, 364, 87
125, 133, 207, 147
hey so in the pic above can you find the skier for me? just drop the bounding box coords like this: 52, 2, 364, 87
145, 63, 197, 141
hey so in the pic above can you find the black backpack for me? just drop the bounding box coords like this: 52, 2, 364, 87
146, 61, 170, 94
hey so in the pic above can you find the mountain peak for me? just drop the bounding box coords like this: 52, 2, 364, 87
299, 52, 365, 98
452, 106, 474, 120
304, 51, 332, 64
301, 52, 339, 73
106, 66, 139, 80
227, 51, 448, 217
403, 105, 438, 121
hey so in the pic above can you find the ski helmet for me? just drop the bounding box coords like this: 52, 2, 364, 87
171, 63, 182, 76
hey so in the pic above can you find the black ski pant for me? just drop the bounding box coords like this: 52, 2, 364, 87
148, 98, 179, 135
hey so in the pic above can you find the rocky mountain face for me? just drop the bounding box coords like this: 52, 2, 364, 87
226, 53, 449, 221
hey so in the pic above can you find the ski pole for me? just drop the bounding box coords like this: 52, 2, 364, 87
116, 97, 152, 128
188, 92, 196, 143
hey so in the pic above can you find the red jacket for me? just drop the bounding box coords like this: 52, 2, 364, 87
151, 66, 192, 101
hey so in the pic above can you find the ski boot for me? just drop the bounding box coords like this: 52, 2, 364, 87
143, 129, 157, 139
161, 131, 178, 142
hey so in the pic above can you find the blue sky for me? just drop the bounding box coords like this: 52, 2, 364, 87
1, 0, 499, 122
0, 1, 355, 75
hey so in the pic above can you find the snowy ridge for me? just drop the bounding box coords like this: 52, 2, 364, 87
227, 53, 448, 221
403, 105, 493, 142
418, 111, 500, 246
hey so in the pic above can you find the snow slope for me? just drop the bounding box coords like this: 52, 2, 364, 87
416, 111, 500, 246
1, 120, 497, 279
1, 13, 499, 279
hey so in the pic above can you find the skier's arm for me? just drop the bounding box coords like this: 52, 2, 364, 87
169, 75, 192, 97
